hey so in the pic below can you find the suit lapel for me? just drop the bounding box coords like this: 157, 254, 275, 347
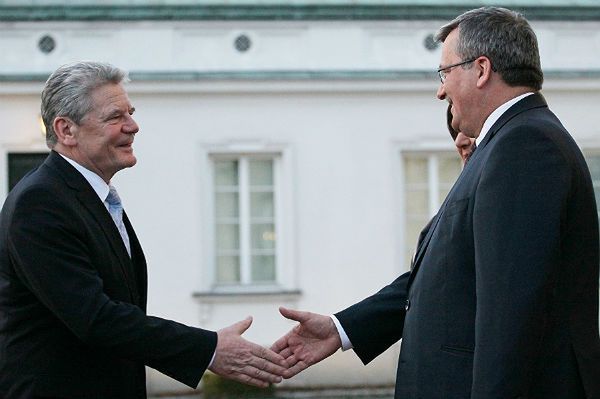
408, 194, 452, 285
407, 93, 549, 287
76, 189, 140, 297
44, 151, 140, 302
124, 211, 148, 309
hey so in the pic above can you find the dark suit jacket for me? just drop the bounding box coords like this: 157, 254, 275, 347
336, 93, 600, 398
0, 151, 217, 399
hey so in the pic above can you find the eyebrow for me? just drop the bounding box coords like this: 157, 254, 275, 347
106, 105, 135, 116
103, 106, 135, 119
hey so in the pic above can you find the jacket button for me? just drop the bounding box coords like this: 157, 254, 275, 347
405, 299, 410, 311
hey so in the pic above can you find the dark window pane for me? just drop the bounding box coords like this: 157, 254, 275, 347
8, 153, 48, 191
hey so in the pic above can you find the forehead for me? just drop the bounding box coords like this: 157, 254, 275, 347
89, 83, 132, 112
440, 29, 459, 63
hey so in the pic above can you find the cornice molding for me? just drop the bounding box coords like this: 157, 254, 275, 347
1, 5, 600, 22
2, 69, 600, 83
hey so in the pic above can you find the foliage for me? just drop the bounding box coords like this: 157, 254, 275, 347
202, 373, 276, 399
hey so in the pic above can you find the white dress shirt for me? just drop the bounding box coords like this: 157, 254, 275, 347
59, 154, 112, 210
475, 92, 533, 147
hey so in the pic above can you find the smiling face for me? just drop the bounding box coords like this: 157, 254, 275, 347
436, 28, 482, 139
66, 83, 139, 182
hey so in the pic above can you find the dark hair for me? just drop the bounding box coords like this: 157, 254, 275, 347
41, 61, 128, 148
436, 7, 543, 91
447, 104, 458, 140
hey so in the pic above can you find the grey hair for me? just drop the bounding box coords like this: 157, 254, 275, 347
435, 7, 543, 91
41, 61, 128, 148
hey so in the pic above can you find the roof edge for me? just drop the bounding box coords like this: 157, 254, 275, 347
1, 4, 600, 22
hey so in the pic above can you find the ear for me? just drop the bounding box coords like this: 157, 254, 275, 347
53, 116, 78, 147
475, 56, 493, 89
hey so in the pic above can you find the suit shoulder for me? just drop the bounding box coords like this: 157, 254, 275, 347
3, 166, 71, 216
495, 108, 578, 157
503, 106, 565, 134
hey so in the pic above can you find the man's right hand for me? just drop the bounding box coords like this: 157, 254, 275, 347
271, 307, 342, 378
208, 316, 288, 388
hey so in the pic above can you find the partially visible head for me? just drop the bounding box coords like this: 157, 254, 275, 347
41, 61, 128, 149
446, 103, 458, 141
455, 132, 475, 165
447, 104, 476, 165
436, 7, 543, 91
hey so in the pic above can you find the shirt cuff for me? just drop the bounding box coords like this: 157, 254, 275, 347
330, 314, 353, 351
208, 349, 216, 369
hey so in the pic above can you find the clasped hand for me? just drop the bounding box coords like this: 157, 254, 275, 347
209, 316, 288, 388
270, 307, 342, 379
210, 308, 341, 388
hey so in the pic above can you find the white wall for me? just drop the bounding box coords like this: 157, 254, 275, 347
126, 82, 449, 392
1, 16, 599, 395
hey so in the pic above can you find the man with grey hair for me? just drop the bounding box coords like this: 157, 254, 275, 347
0, 61, 287, 399
272, 7, 600, 398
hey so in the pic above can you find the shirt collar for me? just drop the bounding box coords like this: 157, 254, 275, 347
59, 153, 110, 202
476, 92, 534, 147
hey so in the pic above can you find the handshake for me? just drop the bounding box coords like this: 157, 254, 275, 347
208, 307, 341, 388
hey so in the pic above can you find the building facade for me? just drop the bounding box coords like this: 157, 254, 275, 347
1, 0, 599, 395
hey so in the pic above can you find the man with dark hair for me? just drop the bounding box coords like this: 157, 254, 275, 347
272, 7, 600, 398
447, 104, 475, 165
0, 61, 287, 399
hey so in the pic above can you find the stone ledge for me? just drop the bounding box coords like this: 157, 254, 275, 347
3, 69, 600, 83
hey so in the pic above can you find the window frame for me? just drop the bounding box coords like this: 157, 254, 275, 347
398, 142, 463, 273
213, 154, 279, 286
200, 142, 296, 294
583, 149, 600, 223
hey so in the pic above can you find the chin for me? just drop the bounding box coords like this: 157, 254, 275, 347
121, 155, 137, 169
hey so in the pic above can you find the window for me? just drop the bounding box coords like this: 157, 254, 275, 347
403, 151, 600, 271
8, 152, 48, 191
582, 152, 600, 325
584, 153, 600, 224
212, 155, 279, 287
403, 152, 462, 269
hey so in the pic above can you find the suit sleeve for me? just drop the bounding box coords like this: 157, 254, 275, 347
471, 124, 570, 397
334, 271, 409, 364
7, 185, 216, 388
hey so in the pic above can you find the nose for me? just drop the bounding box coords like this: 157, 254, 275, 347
123, 114, 139, 134
455, 133, 471, 148
436, 83, 446, 100
455, 137, 471, 159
